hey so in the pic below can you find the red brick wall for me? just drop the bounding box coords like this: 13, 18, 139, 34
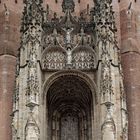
119, 1, 140, 140
0, 55, 16, 140
0, 1, 22, 140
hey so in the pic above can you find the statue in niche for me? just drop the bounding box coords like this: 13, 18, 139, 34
62, 27, 74, 44
66, 46, 72, 65
79, 27, 86, 45
52, 28, 58, 45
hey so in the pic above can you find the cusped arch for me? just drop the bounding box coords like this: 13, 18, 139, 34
41, 45, 67, 70
72, 45, 97, 69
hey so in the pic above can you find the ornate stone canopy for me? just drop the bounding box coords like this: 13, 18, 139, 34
41, 0, 96, 71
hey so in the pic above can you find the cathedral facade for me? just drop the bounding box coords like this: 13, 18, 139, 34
0, 0, 140, 140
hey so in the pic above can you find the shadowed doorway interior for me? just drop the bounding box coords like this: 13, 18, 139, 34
46, 75, 93, 140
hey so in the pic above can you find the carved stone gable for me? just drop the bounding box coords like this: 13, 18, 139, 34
41, 4, 96, 71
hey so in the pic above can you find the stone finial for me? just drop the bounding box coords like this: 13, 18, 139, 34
62, 0, 75, 13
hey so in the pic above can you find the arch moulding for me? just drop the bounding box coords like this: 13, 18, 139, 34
42, 70, 97, 104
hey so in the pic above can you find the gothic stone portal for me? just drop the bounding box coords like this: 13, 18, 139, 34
46, 75, 93, 140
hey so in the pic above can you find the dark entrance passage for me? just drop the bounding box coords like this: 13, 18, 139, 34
47, 75, 93, 140
61, 113, 79, 140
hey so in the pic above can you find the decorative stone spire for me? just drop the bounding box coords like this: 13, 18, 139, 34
15, 1, 44, 139
19, 0, 44, 104
92, 1, 128, 140
92, 0, 117, 43
21, 0, 44, 33
92, 0, 118, 103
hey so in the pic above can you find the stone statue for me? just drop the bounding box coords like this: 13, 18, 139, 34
62, 27, 73, 44
67, 46, 72, 65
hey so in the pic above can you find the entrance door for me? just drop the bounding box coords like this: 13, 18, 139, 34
61, 113, 79, 140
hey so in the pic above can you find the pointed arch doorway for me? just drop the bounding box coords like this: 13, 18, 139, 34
43, 71, 96, 140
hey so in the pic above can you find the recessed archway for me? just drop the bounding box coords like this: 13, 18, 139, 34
42, 71, 96, 140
